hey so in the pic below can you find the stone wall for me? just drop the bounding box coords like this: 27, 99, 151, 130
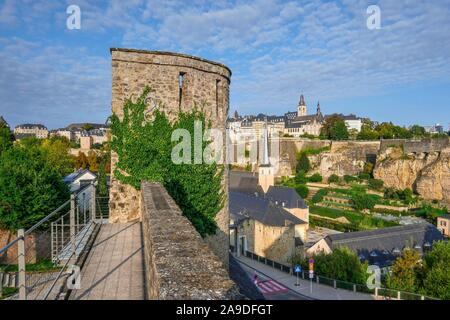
109, 48, 231, 265
380, 137, 450, 154
0, 229, 51, 264
140, 181, 239, 300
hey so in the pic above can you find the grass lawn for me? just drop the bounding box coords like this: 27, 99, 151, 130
1, 287, 19, 300
310, 205, 398, 230
0, 259, 58, 273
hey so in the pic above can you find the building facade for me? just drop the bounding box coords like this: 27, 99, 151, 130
14, 124, 48, 139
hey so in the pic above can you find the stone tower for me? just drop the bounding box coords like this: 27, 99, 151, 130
109, 48, 231, 265
258, 119, 274, 193
297, 94, 307, 117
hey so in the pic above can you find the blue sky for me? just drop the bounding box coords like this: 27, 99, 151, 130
0, 0, 449, 129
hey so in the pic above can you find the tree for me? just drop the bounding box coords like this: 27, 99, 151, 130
421, 241, 450, 299
75, 151, 89, 170
295, 247, 368, 284
87, 150, 99, 172
351, 193, 376, 211
0, 146, 70, 230
368, 178, 384, 190
0, 126, 13, 155
295, 184, 309, 199
296, 152, 311, 173
308, 173, 323, 183
386, 248, 422, 292
321, 114, 349, 140
328, 174, 340, 184
110, 87, 224, 237
40, 136, 74, 176
410, 125, 426, 138
97, 159, 108, 197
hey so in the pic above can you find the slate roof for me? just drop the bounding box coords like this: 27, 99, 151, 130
229, 171, 307, 209
325, 223, 444, 267
230, 191, 306, 227
15, 124, 47, 130
438, 213, 450, 220
64, 169, 97, 184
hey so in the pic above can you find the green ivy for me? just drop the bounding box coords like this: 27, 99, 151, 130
110, 87, 224, 237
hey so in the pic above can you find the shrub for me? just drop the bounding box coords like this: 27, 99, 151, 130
358, 172, 371, 180
308, 173, 323, 183
328, 174, 340, 184
351, 193, 377, 211
312, 188, 329, 203
296, 152, 311, 173
368, 178, 384, 190
344, 175, 358, 184
294, 170, 308, 184
295, 184, 309, 199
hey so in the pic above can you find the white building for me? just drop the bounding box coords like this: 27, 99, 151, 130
64, 169, 97, 192
14, 124, 49, 139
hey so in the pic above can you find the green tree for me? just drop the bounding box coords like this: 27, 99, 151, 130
97, 159, 108, 197
351, 193, 376, 211
110, 87, 224, 237
0, 126, 13, 155
368, 178, 384, 190
386, 248, 422, 292
295, 247, 368, 284
296, 152, 311, 173
295, 184, 309, 199
308, 173, 323, 183
40, 136, 74, 176
328, 174, 340, 184
321, 115, 349, 140
422, 241, 450, 299
0, 146, 70, 230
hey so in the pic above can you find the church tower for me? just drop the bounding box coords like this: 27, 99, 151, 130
297, 94, 307, 117
258, 119, 274, 193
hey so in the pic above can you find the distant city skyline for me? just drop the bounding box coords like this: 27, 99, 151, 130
1, 0, 449, 129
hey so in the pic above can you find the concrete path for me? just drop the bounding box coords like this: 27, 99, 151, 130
70, 222, 145, 300
235, 255, 374, 300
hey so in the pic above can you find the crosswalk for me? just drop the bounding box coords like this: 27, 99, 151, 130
256, 280, 288, 295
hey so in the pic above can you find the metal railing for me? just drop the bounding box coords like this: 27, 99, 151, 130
238, 249, 438, 301
0, 182, 109, 300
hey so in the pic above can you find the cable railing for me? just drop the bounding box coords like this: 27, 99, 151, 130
236, 248, 439, 301
0, 182, 109, 300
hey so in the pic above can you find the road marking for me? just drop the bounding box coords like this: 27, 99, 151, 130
257, 280, 288, 295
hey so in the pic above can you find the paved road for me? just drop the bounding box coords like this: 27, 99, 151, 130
237, 259, 312, 300
235, 255, 374, 300
69, 222, 145, 300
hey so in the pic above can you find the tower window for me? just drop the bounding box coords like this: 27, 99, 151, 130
216, 79, 220, 116
178, 72, 186, 109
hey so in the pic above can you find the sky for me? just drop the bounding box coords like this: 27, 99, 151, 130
0, 0, 449, 130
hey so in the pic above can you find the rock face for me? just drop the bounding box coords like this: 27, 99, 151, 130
416, 148, 450, 204
373, 147, 439, 190
308, 141, 380, 178
374, 147, 450, 205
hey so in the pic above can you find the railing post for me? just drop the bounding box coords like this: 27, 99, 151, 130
91, 181, 96, 222
333, 280, 336, 289
70, 194, 76, 257
397, 291, 401, 300
353, 284, 356, 293
316, 276, 319, 284
0, 271, 3, 299
18, 229, 26, 300
375, 287, 378, 298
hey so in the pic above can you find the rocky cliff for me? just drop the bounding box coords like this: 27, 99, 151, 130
374, 146, 450, 205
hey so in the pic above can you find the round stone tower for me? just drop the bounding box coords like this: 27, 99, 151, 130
109, 49, 231, 265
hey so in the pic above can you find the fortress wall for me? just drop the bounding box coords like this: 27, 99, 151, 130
110, 48, 231, 265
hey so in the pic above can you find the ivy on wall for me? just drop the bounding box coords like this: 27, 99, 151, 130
110, 87, 224, 237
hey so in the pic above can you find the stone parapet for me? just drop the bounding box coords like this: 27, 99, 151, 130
140, 181, 239, 300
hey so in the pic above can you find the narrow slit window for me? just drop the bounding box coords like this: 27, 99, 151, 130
216, 79, 220, 116
179, 72, 186, 109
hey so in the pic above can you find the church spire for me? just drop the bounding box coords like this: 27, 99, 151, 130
299, 94, 305, 106
317, 101, 321, 114
261, 117, 270, 166
297, 94, 307, 117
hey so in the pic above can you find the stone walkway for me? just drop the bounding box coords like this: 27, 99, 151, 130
70, 222, 145, 300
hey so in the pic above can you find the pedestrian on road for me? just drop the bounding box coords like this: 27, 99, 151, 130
253, 272, 259, 285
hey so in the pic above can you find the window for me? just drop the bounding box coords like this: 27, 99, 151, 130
178, 72, 186, 109
216, 79, 220, 116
